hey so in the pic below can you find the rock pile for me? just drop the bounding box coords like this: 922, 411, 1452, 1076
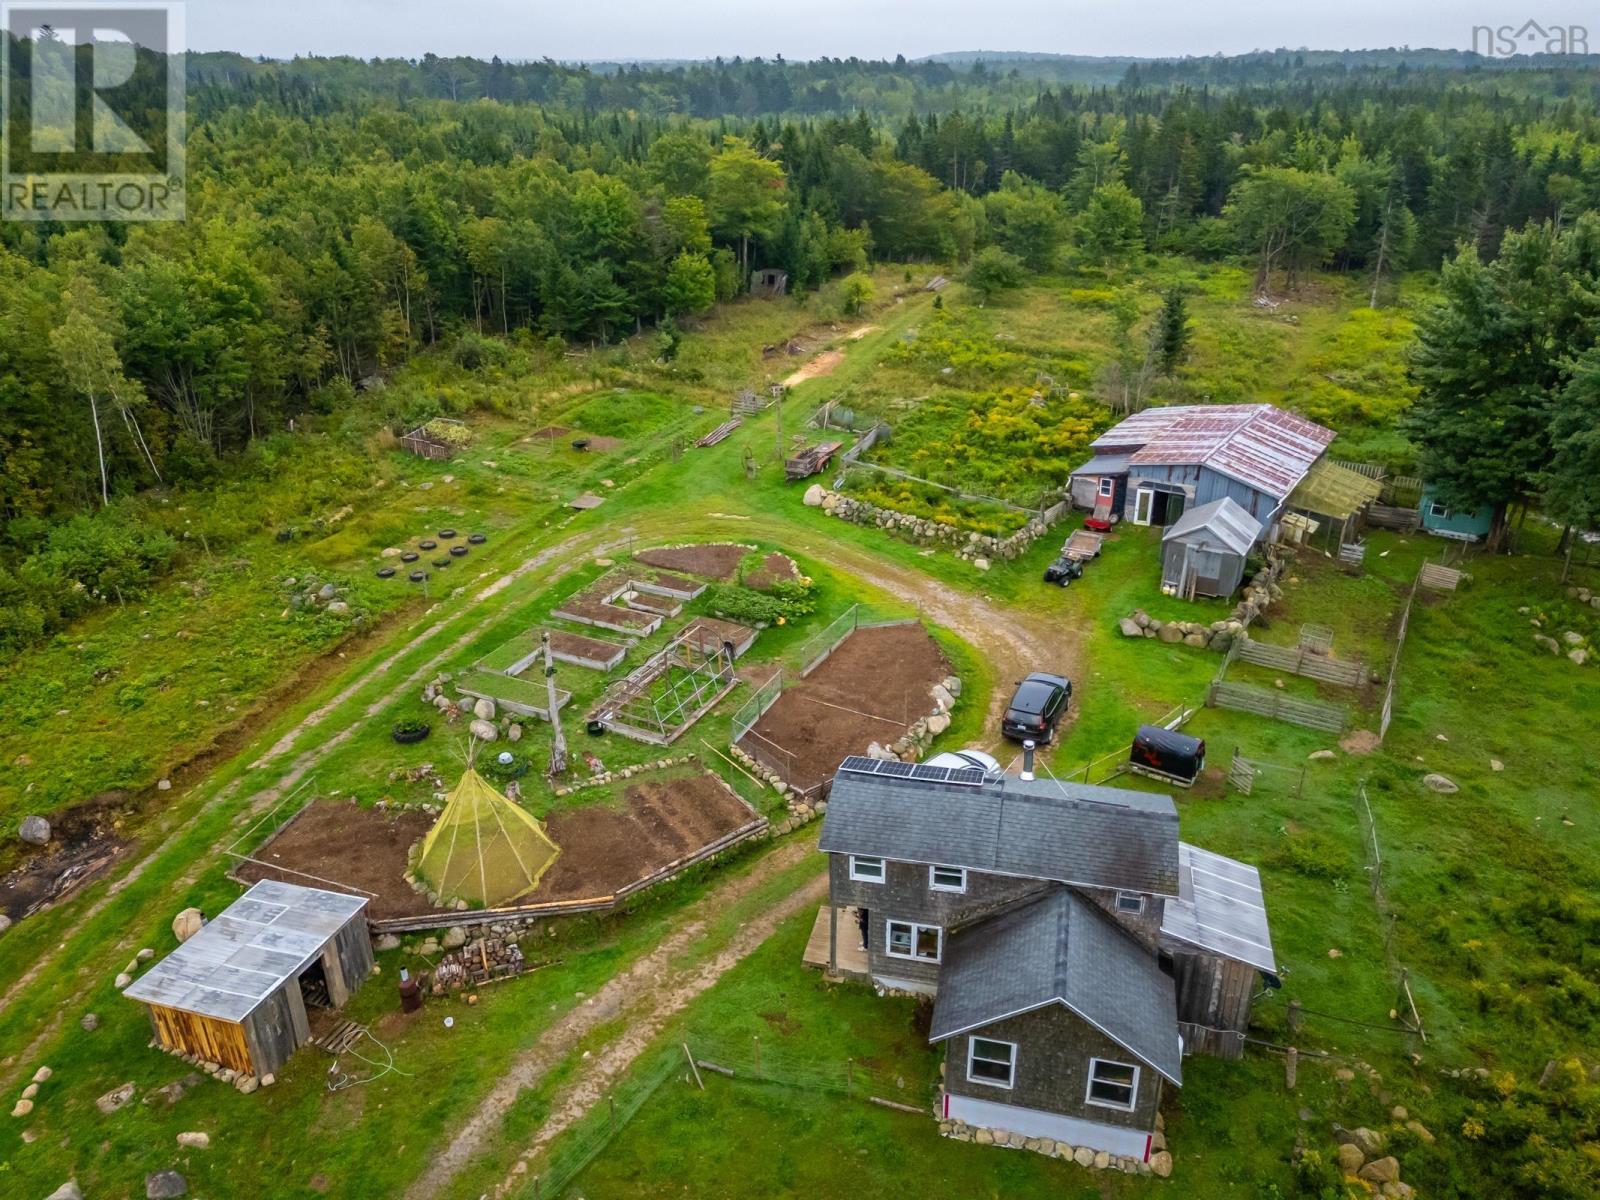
805, 486, 1064, 564
939, 1112, 1168, 1177
1331, 1124, 1416, 1197
551, 755, 697, 798
284, 575, 358, 621
1120, 609, 1243, 653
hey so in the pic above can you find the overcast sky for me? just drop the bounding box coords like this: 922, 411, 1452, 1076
183, 2, 1597, 61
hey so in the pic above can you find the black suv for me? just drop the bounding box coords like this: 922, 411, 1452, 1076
1001, 672, 1072, 743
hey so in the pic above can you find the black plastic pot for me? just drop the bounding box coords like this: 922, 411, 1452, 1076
449, 545, 468, 557
376, 567, 397, 579
586, 719, 607, 736
468, 533, 487, 545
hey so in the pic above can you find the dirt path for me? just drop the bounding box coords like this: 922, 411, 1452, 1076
405, 837, 824, 1200
781, 349, 844, 388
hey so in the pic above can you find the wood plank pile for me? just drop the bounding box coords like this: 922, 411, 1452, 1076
428, 935, 527, 995
695, 418, 742, 448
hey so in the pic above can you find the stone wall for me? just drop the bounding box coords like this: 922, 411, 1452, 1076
938, 1110, 1170, 1178
1116, 551, 1294, 653
804, 485, 1063, 567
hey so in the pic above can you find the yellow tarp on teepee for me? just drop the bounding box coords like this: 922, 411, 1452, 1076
416, 769, 561, 908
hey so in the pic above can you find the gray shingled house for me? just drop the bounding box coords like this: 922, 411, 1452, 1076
812, 755, 1276, 1162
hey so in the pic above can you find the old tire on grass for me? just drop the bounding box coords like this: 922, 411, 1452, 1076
376, 567, 397, 579
449, 545, 468, 557
419, 539, 437, 550
433, 557, 451, 568
468, 533, 487, 544
401, 551, 420, 563
392, 722, 431, 745
409, 571, 427, 582
438, 528, 457, 539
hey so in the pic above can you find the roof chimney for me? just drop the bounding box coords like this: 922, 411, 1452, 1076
1021, 739, 1036, 782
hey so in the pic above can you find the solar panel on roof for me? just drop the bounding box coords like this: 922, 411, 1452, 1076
835, 755, 989, 786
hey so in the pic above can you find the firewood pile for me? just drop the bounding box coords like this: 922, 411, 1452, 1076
428, 936, 527, 995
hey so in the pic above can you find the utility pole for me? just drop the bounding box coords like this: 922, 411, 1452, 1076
774, 385, 784, 463
543, 632, 568, 777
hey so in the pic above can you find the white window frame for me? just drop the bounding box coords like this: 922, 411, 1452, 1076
966, 1036, 1017, 1090
1115, 891, 1145, 914
884, 919, 942, 962
1085, 1057, 1140, 1112
1097, 476, 1115, 498
1428, 500, 1451, 520
929, 864, 967, 893
849, 856, 885, 884
1133, 487, 1153, 526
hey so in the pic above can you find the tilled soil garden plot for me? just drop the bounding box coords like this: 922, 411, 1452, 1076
634, 543, 749, 581
236, 772, 760, 920
739, 623, 950, 793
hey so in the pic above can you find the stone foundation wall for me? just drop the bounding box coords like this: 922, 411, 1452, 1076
804, 485, 1063, 567
937, 1113, 1171, 1178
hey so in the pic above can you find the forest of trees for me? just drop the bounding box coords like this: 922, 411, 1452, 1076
5, 44, 1600, 646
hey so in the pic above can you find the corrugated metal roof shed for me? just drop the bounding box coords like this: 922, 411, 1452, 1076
1090, 404, 1335, 500
819, 770, 1180, 896
1160, 843, 1277, 974
928, 889, 1183, 1085
1161, 497, 1263, 556
124, 880, 369, 1022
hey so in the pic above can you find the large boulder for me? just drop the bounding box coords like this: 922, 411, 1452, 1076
18, 815, 50, 846
468, 718, 498, 742
1119, 618, 1142, 638
146, 1170, 188, 1199
1336, 1142, 1365, 1174
1570, 648, 1589, 666
96, 1082, 137, 1113
802, 484, 825, 507
926, 713, 951, 736
1182, 632, 1207, 648
472, 697, 497, 721
45, 1183, 84, 1200
172, 908, 204, 943
1358, 1157, 1401, 1185
1157, 624, 1184, 644
176, 1131, 210, 1150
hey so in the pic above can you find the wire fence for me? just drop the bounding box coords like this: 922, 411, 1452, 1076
729, 672, 784, 742
795, 603, 861, 677
519, 1034, 938, 1199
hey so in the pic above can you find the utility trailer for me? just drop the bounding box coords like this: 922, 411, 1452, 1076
785, 440, 844, 481
1061, 529, 1105, 562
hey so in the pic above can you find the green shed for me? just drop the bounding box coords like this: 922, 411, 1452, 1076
1420, 487, 1493, 541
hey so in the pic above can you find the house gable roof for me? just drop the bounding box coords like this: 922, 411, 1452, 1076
928, 889, 1183, 1086
1090, 404, 1335, 500
1161, 496, 1263, 556
818, 767, 1181, 897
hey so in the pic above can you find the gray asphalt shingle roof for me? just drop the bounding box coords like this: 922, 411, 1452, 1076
928, 889, 1183, 1085
818, 770, 1180, 896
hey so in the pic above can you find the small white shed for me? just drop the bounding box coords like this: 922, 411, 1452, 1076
1160, 497, 1262, 598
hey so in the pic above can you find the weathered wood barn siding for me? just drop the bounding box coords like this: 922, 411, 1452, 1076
1171, 952, 1257, 1060
328, 917, 376, 1006
149, 1004, 254, 1074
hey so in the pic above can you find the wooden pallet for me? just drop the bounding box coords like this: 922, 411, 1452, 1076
695, 418, 742, 448
313, 1020, 367, 1055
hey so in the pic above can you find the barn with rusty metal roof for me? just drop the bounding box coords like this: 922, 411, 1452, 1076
1070, 404, 1342, 539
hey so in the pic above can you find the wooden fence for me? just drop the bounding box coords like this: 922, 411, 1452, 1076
1367, 503, 1420, 531
1207, 681, 1349, 732
1235, 636, 1367, 687
1418, 562, 1462, 591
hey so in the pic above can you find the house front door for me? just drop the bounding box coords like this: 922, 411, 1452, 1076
1134, 488, 1153, 525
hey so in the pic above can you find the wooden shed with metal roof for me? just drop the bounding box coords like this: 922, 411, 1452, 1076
123, 880, 373, 1078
